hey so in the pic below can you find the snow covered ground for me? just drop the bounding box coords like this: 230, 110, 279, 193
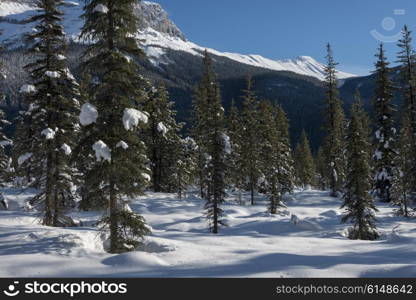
0, 188, 415, 278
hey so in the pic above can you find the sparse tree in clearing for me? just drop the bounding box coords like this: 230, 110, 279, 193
322, 44, 346, 197
80, 0, 150, 253
342, 99, 379, 241
294, 130, 316, 189
372, 44, 396, 203
194, 51, 228, 234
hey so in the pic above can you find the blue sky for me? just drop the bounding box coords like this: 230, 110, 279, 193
153, 0, 416, 76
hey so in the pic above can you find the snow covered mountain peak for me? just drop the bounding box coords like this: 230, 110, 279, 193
0, 0, 357, 80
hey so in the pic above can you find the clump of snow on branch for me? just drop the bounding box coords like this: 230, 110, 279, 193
157, 122, 168, 136
116, 141, 129, 150
123, 108, 148, 131
18, 153, 32, 166
19, 84, 37, 94
93, 4, 109, 14
93, 141, 111, 162
142, 173, 151, 182
41, 128, 56, 140
61, 144, 72, 156
79, 103, 98, 126
45, 71, 60, 79
222, 133, 231, 154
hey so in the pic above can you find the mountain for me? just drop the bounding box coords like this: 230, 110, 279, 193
0, 0, 356, 81
0, 0, 380, 150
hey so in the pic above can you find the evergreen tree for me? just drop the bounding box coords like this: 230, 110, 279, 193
342, 99, 379, 240
391, 115, 413, 217
274, 105, 295, 197
227, 99, 244, 203
322, 44, 346, 197
144, 82, 183, 193
80, 0, 150, 253
396, 25, 416, 201
194, 51, 228, 233
372, 44, 396, 203
240, 77, 261, 205
16, 0, 80, 226
294, 130, 316, 189
176, 137, 197, 199
0, 35, 11, 184
315, 147, 327, 190
257, 101, 284, 213
191, 50, 212, 199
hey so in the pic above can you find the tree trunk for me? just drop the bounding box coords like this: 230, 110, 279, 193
109, 180, 118, 253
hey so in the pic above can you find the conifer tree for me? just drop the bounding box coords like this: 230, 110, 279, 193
240, 77, 261, 205
342, 99, 379, 240
80, 0, 150, 252
194, 51, 228, 233
144, 82, 183, 193
372, 44, 396, 203
315, 147, 327, 190
191, 50, 212, 199
274, 105, 295, 197
227, 99, 244, 202
16, 0, 80, 226
294, 130, 316, 189
391, 115, 413, 217
258, 101, 281, 213
0, 36, 11, 184
322, 44, 346, 197
176, 137, 197, 199
396, 25, 416, 200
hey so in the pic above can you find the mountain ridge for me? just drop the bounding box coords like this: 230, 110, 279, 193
0, 0, 357, 81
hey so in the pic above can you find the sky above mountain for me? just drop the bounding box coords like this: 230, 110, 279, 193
154, 0, 416, 76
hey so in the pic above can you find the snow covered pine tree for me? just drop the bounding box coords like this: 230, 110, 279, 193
80, 0, 150, 253
372, 44, 396, 203
144, 83, 184, 193
342, 98, 379, 240
396, 26, 416, 203
195, 51, 228, 233
322, 44, 346, 197
240, 77, 261, 205
16, 0, 80, 226
294, 130, 316, 189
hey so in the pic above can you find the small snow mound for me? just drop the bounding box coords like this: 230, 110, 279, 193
102, 252, 168, 267
137, 240, 177, 253
290, 214, 323, 231
320, 210, 340, 218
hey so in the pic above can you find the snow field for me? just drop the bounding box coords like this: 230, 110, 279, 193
0, 188, 415, 277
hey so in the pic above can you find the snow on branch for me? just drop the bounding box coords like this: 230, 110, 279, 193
123, 108, 148, 131
93, 140, 111, 162
79, 103, 98, 126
